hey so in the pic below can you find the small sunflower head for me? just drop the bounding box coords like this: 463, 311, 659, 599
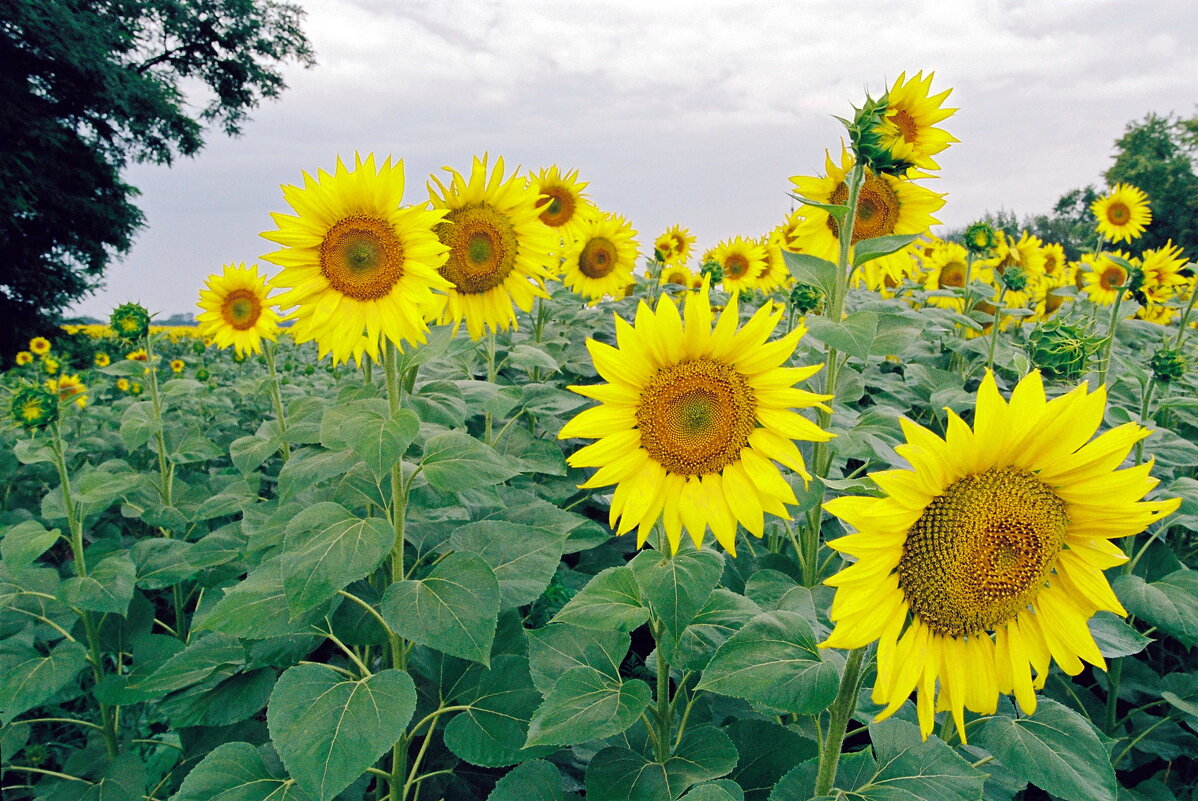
789, 282, 826, 315
94, 352, 111, 368
846, 93, 914, 176
964, 222, 998, 255
110, 303, 151, 340
699, 261, 724, 284
15, 351, 33, 366
303, 364, 316, 376
116, 378, 131, 392
130, 381, 144, 395
1000, 266, 1028, 293
169, 359, 185, 373
1150, 346, 1188, 384
1027, 320, 1101, 381
42, 357, 60, 376
10, 385, 59, 429
29, 337, 51, 355
192, 341, 207, 356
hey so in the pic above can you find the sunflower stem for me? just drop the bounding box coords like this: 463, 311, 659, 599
1173, 282, 1198, 349
984, 287, 1008, 372
1096, 286, 1126, 387
484, 331, 498, 444
263, 341, 291, 462
814, 647, 866, 796
653, 619, 673, 763
383, 342, 410, 801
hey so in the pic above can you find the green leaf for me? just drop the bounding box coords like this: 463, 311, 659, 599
0, 641, 87, 724
1088, 611, 1151, 658
13, 439, 54, 465
1, 520, 60, 567
790, 194, 849, 222
421, 431, 521, 491
280, 502, 394, 617
443, 654, 555, 767
1114, 569, 1198, 647
630, 549, 724, 644
120, 400, 160, 449
674, 589, 762, 671
487, 759, 564, 801
525, 665, 651, 747
508, 343, 560, 373
131, 538, 198, 589
268, 664, 416, 801
973, 698, 1116, 801
170, 432, 223, 464
781, 250, 837, 296
174, 741, 315, 801
277, 448, 362, 502
161, 666, 276, 728
527, 623, 630, 695
195, 560, 331, 640
727, 719, 815, 801
57, 552, 137, 615
127, 633, 243, 696
230, 434, 280, 475
805, 310, 922, 361
451, 521, 568, 609
852, 233, 921, 267
696, 610, 838, 715
550, 565, 649, 632
380, 552, 499, 664
336, 407, 420, 481
585, 725, 738, 801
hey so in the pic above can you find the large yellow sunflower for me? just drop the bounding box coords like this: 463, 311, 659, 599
261, 154, 451, 364
873, 70, 958, 171
710, 236, 767, 293
823, 371, 1179, 740
428, 155, 556, 340
561, 213, 640, 302
1081, 251, 1133, 305
558, 283, 833, 554
196, 263, 282, 357
1092, 184, 1152, 244
531, 165, 596, 249
789, 149, 944, 281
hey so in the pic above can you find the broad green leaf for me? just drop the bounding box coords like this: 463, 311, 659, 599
380, 552, 499, 664
727, 719, 815, 801
120, 400, 160, 449
408, 380, 468, 427
0, 641, 87, 724
131, 538, 198, 589
13, 439, 54, 465
682, 785, 740, 801
1, 520, 60, 567
195, 559, 331, 640
509, 343, 559, 373
852, 233, 922, 267
805, 310, 922, 361
230, 434, 279, 475
551, 565, 649, 632
973, 698, 1115, 801
630, 548, 724, 644
1088, 611, 1151, 658
1114, 569, 1198, 647
525, 665, 651, 747
585, 725, 738, 801
128, 632, 243, 696
337, 407, 419, 480
280, 502, 394, 616
174, 741, 315, 801
527, 623, 630, 695
421, 431, 521, 491
57, 552, 136, 615
268, 664, 416, 801
696, 611, 838, 715
673, 589, 762, 671
790, 194, 849, 222
443, 654, 554, 767
277, 448, 361, 502
161, 667, 276, 728
72, 470, 139, 518
781, 250, 836, 296
170, 432, 223, 464
318, 398, 390, 450
451, 521, 568, 608
487, 759, 564, 801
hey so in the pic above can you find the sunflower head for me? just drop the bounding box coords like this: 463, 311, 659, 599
848, 71, 958, 174
195, 367, 211, 382
15, 351, 33, 366
1026, 320, 1100, 381
116, 378, 131, 392
169, 359, 185, 373
10, 385, 59, 428
1149, 346, 1187, 383
126, 348, 149, 362
42, 358, 59, 376
531, 165, 594, 244
789, 282, 825, 315
964, 222, 999, 255
94, 352, 110, 368
196, 263, 282, 358
710, 236, 767, 292
46, 374, 88, 408
28, 337, 51, 355
110, 303, 151, 341
562, 213, 640, 302
1092, 183, 1152, 244
130, 382, 143, 395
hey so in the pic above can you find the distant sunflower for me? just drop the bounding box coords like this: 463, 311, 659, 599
755, 236, 792, 294
262, 153, 451, 364
654, 232, 677, 263
429, 155, 556, 340
823, 371, 1179, 740
711, 236, 767, 293
666, 224, 696, 264
116, 378, 131, 392
1092, 184, 1151, 244
126, 349, 149, 362
196, 263, 282, 357
1081, 251, 1133, 305
559, 282, 832, 554
170, 359, 185, 373
29, 337, 51, 356
531, 165, 595, 248
94, 352, 111, 368
1137, 241, 1190, 304
46, 374, 87, 408
986, 231, 1046, 310
874, 70, 958, 171
659, 264, 698, 288
561, 213, 640, 302
15, 351, 33, 366
774, 210, 806, 253
922, 241, 985, 311
1040, 243, 1068, 286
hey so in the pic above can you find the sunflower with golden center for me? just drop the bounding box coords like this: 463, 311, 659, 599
1092, 183, 1152, 244
15, 351, 33, 366
558, 282, 833, 554
790, 149, 944, 281
822, 371, 1179, 740
710, 236, 767, 293
29, 337, 51, 356
561, 213, 640, 302
428, 155, 556, 340
921, 241, 987, 311
531, 165, 596, 249
755, 235, 792, 294
665, 224, 697, 264
261, 154, 451, 364
1081, 251, 1133, 305
196, 263, 283, 357
94, 352, 110, 368
1137, 240, 1190, 304
659, 264, 698, 288
874, 70, 958, 171
46, 374, 87, 408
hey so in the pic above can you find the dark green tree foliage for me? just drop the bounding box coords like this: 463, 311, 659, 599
0, 0, 314, 358
1024, 186, 1101, 260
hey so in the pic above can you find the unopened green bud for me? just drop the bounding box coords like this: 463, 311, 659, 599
789, 282, 825, 315
1027, 320, 1100, 381
109, 303, 151, 340
1149, 346, 1187, 383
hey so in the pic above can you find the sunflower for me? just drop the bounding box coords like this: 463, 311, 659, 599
985, 231, 1046, 310
921, 241, 986, 311
1081, 251, 1133, 305
126, 348, 149, 362
116, 378, 131, 393
169, 359, 185, 374
42, 357, 59, 376
10, 386, 58, 428
29, 337, 51, 356
46, 374, 87, 408
1137, 241, 1190, 304
196, 263, 282, 357
1092, 184, 1151, 244
774, 210, 806, 253
428, 155, 556, 340
822, 371, 1179, 740
755, 236, 792, 294
659, 264, 698, 288
561, 213, 639, 302
710, 236, 767, 293
666, 224, 697, 264
531, 165, 595, 248
558, 282, 833, 554
261, 154, 451, 364
110, 303, 151, 340
873, 71, 958, 171
790, 149, 944, 281
15, 351, 33, 366
94, 352, 111, 368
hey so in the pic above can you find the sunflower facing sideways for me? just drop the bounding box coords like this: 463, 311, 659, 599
428, 155, 556, 340
196, 263, 282, 357
821, 371, 1179, 741
261, 154, 451, 364
870, 70, 958, 172
560, 213, 640, 302
1092, 183, 1152, 244
559, 282, 833, 554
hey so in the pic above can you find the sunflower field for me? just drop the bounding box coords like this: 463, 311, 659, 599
3, 73, 1198, 801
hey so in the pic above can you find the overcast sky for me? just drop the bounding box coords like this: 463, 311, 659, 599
69, 0, 1197, 318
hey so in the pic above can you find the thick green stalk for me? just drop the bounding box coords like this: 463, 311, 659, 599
1096, 288, 1126, 387
382, 344, 409, 801
654, 621, 672, 763
1173, 283, 1198, 348
263, 342, 291, 461
814, 647, 866, 796
985, 287, 1008, 372
483, 332, 497, 444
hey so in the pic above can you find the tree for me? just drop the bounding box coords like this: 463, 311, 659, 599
1024, 186, 1102, 260
0, 0, 313, 359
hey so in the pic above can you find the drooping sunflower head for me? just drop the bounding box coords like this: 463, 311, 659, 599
1092, 183, 1152, 244
860, 70, 958, 172
10, 385, 59, 428
196, 263, 283, 358
822, 371, 1179, 740
94, 352, 111, 368
561, 213, 640, 303
46, 374, 88, 408
428, 155, 556, 340
15, 351, 33, 366
262, 153, 451, 364
531, 165, 595, 246
109, 303, 151, 341
28, 337, 51, 356
558, 281, 833, 554
710, 236, 768, 293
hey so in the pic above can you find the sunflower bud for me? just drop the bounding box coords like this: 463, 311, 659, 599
196, 367, 211, 381
1149, 346, 1187, 384
10, 385, 58, 429
109, 303, 151, 340
1027, 321, 1100, 381
789, 282, 825, 315
846, 94, 914, 176
1001, 266, 1028, 293
699, 261, 724, 284
964, 223, 998, 255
